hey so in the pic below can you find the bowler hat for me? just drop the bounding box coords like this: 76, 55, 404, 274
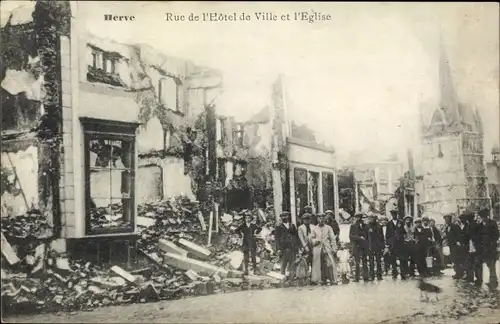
443, 214, 453, 219
325, 210, 334, 215
414, 217, 422, 223
403, 215, 413, 221
421, 216, 430, 221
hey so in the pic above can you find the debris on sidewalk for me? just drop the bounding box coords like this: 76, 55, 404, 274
1, 199, 280, 316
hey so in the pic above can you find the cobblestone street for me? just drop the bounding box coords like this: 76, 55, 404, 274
4, 266, 499, 324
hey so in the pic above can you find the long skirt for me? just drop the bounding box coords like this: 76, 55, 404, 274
320, 252, 337, 283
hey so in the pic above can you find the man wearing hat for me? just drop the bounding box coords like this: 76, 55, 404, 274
413, 217, 431, 277
298, 213, 314, 269
349, 213, 369, 282
442, 214, 459, 274
385, 209, 406, 279
236, 212, 262, 275
403, 215, 417, 278
325, 210, 341, 245
275, 211, 300, 281
378, 216, 391, 275
452, 213, 470, 279
366, 214, 385, 280
477, 208, 499, 288
461, 210, 483, 284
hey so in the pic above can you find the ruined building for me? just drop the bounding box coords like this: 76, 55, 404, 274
1, 2, 222, 254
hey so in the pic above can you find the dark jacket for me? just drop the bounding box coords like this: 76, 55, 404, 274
454, 223, 469, 247
350, 221, 368, 256
325, 215, 340, 237
478, 219, 499, 260
428, 226, 443, 245
467, 221, 483, 254
414, 227, 431, 252
443, 223, 460, 247
365, 221, 384, 252
385, 219, 405, 250
275, 223, 299, 252
236, 223, 262, 251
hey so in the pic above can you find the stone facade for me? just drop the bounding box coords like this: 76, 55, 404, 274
420, 40, 490, 215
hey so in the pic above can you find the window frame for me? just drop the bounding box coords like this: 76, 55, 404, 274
158, 76, 180, 112
81, 117, 140, 236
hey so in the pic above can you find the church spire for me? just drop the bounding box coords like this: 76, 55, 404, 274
437, 29, 460, 127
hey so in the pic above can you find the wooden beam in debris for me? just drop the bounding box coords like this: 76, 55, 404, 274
163, 252, 228, 277
158, 239, 188, 257
207, 210, 213, 245
1, 233, 20, 265
177, 238, 211, 260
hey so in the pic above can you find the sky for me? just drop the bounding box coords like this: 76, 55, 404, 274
2, 1, 499, 166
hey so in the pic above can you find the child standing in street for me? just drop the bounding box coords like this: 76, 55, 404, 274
337, 243, 351, 284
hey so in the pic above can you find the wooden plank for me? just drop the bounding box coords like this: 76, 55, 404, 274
1, 232, 20, 265
177, 238, 211, 260
158, 239, 188, 257
163, 252, 228, 277
110, 265, 136, 283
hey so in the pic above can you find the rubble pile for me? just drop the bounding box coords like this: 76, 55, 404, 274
1, 211, 53, 240
137, 197, 204, 253
1, 199, 284, 316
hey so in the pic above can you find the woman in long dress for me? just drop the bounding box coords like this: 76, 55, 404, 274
310, 213, 339, 285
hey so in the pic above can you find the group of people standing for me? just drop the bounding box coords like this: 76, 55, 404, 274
236, 206, 498, 289
274, 208, 345, 285
350, 209, 445, 283
443, 208, 499, 288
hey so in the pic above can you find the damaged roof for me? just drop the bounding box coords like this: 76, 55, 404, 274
1, 2, 35, 28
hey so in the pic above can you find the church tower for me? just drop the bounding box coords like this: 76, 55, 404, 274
420, 35, 489, 216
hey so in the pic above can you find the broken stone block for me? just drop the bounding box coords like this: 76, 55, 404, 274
228, 251, 243, 269
55, 257, 72, 272
177, 238, 211, 260
223, 278, 244, 286
50, 239, 66, 254
158, 239, 188, 257
184, 269, 200, 282
163, 252, 228, 277
1, 232, 20, 265
137, 216, 156, 228
87, 285, 105, 295
110, 265, 136, 284
89, 276, 127, 289
266, 271, 285, 281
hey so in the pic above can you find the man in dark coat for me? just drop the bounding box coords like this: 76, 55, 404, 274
236, 213, 262, 275
452, 213, 470, 279
443, 214, 462, 278
350, 213, 369, 282
275, 211, 300, 281
461, 211, 483, 285
385, 209, 406, 279
366, 214, 384, 280
413, 218, 431, 278
478, 208, 499, 288
325, 210, 341, 245
423, 216, 444, 275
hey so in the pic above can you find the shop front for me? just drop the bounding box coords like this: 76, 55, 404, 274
287, 138, 339, 225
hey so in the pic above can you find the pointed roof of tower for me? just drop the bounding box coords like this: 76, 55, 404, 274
425, 30, 483, 137
437, 32, 460, 126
